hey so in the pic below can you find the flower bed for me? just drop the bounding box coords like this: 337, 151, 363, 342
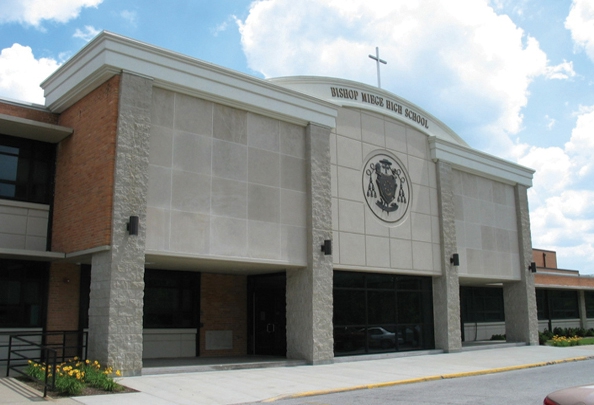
25, 357, 124, 396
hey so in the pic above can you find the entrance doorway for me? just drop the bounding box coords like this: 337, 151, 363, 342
248, 273, 286, 356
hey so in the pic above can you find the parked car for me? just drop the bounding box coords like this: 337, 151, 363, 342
544, 384, 594, 405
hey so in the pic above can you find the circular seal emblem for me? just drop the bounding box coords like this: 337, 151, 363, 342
363, 152, 411, 224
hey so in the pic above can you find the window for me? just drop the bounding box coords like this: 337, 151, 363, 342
0, 134, 55, 204
461, 287, 505, 323
333, 271, 434, 356
586, 291, 594, 319
143, 269, 200, 328
0, 260, 47, 327
536, 289, 579, 320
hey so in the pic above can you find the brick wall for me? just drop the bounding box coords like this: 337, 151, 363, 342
52, 75, 120, 252
46, 262, 81, 331
532, 249, 558, 269
0, 101, 59, 125
200, 273, 247, 356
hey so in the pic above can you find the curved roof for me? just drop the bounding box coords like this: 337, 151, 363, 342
268, 76, 469, 147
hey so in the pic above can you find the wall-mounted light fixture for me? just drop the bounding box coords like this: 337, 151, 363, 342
321, 240, 332, 255
529, 262, 537, 273
450, 253, 460, 266
127, 216, 139, 236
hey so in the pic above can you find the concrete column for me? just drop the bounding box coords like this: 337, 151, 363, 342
286, 123, 333, 365
87, 72, 152, 376
503, 185, 538, 345
432, 161, 461, 352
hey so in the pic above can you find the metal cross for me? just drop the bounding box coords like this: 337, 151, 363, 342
368, 47, 387, 88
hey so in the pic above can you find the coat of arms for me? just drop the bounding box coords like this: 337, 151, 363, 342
363, 153, 410, 224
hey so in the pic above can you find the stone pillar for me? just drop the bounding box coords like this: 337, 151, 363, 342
432, 161, 461, 352
503, 185, 538, 345
87, 72, 152, 376
286, 123, 333, 365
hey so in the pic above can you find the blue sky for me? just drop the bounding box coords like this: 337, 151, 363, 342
1, 0, 594, 273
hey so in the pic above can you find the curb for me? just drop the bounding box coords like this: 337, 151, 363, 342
262, 356, 593, 403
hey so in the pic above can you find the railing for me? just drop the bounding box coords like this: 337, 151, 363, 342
2, 331, 88, 397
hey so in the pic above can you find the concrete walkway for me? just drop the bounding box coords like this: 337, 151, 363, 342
2, 344, 594, 405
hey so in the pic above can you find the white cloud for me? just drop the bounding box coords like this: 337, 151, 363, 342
0, 0, 103, 28
517, 105, 594, 273
544, 60, 576, 80
73, 25, 100, 41
0, 44, 60, 104
237, 0, 567, 155
120, 10, 138, 28
565, 0, 594, 62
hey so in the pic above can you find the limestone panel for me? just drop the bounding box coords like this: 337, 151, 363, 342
248, 147, 280, 187
248, 220, 281, 260
248, 184, 280, 223
212, 139, 247, 182
365, 235, 390, 268
171, 171, 211, 213
211, 177, 247, 219
281, 189, 306, 227
247, 113, 279, 152
213, 104, 247, 144
361, 112, 385, 147
335, 107, 361, 140
336, 135, 363, 169
148, 125, 173, 167
169, 211, 210, 254
174, 93, 213, 136
338, 199, 365, 233
281, 155, 306, 192
280, 121, 305, 158
210, 216, 247, 257
150, 87, 174, 128
385, 120, 407, 153
172, 131, 212, 175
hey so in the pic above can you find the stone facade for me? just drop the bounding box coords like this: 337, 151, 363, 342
88, 72, 152, 376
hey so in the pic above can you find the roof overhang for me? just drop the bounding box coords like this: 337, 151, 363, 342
41, 31, 337, 129
429, 137, 534, 187
0, 113, 72, 143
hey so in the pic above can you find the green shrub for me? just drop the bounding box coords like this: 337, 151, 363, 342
25, 357, 122, 396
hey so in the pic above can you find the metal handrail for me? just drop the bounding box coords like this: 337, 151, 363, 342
3, 331, 88, 398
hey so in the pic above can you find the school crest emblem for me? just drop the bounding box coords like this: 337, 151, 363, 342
363, 153, 411, 224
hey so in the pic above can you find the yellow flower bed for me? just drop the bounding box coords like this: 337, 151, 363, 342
551, 335, 580, 347
26, 357, 122, 396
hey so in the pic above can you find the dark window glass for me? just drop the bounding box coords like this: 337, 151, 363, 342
461, 287, 505, 323
549, 290, 579, 319
143, 269, 200, 328
0, 134, 55, 204
368, 291, 395, 324
0, 260, 47, 327
333, 271, 434, 356
586, 291, 594, 319
333, 290, 366, 325
536, 289, 548, 320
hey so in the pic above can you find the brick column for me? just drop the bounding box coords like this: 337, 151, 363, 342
503, 185, 538, 345
433, 161, 461, 352
87, 72, 152, 375
286, 123, 334, 364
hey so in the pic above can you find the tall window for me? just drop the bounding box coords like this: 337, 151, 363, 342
0, 134, 55, 204
0, 260, 47, 327
333, 271, 434, 356
585, 291, 594, 319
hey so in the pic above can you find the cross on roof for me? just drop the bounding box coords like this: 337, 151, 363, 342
368, 47, 387, 88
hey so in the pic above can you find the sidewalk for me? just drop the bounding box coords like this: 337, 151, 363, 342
2, 344, 594, 405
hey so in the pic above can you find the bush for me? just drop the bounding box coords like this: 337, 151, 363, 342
490, 334, 506, 341
539, 329, 553, 345
25, 357, 122, 396
550, 335, 580, 347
